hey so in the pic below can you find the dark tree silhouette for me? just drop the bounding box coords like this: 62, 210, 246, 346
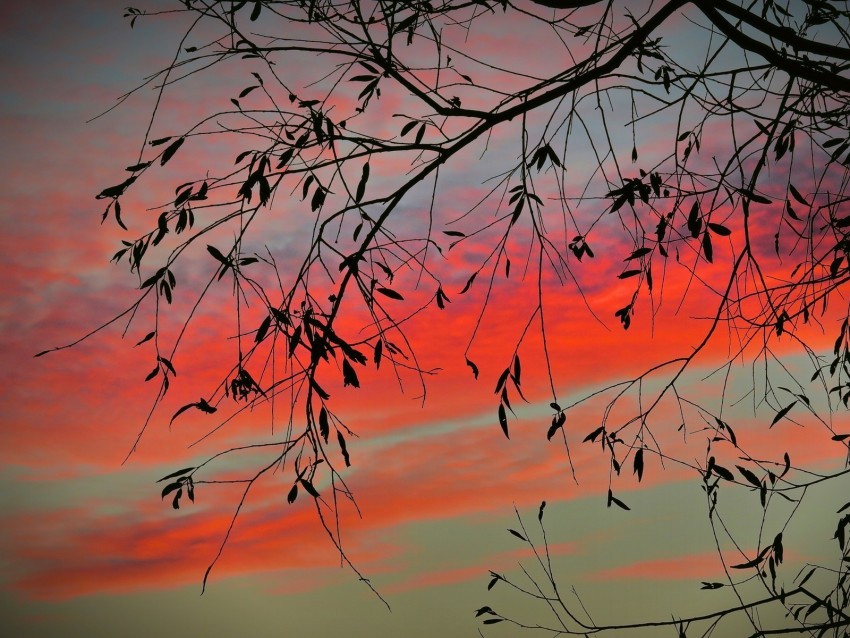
41, 0, 850, 635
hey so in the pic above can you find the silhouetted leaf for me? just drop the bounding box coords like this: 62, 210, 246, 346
373, 339, 383, 369
538, 500, 546, 522
789, 183, 809, 206
400, 120, 418, 137
161, 481, 181, 499
157, 467, 195, 483
707, 222, 731, 236
634, 448, 644, 481
773, 532, 783, 564
287, 483, 298, 504
508, 529, 526, 542
158, 356, 176, 376
317, 406, 330, 443
355, 161, 370, 203
626, 247, 652, 260
459, 273, 476, 294
135, 331, 156, 347
338, 431, 351, 467
255, 315, 272, 343
342, 358, 360, 388
702, 231, 713, 263
96, 176, 137, 199
498, 403, 509, 439
583, 426, 604, 443
725, 421, 737, 447
712, 462, 734, 481
207, 244, 230, 266
160, 136, 185, 166
741, 189, 771, 205
466, 358, 479, 379
376, 287, 404, 301
607, 489, 630, 510
311, 186, 326, 212
547, 412, 566, 440
770, 401, 797, 427
299, 478, 320, 498
736, 465, 761, 487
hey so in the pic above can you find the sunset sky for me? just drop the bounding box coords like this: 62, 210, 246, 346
1, 2, 848, 637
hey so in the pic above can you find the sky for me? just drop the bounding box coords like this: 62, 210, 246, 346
1, 1, 848, 637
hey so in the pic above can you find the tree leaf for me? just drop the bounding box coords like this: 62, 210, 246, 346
299, 478, 320, 498
735, 465, 760, 487
255, 315, 272, 343
508, 528, 526, 542
498, 403, 509, 439
547, 412, 566, 440
338, 430, 351, 467
376, 287, 404, 300
318, 406, 330, 443
702, 231, 713, 263
707, 222, 731, 236
135, 331, 156, 347
770, 401, 797, 427
160, 136, 186, 166
342, 358, 360, 388
633, 448, 644, 481
789, 183, 809, 206
355, 161, 370, 203
157, 467, 195, 483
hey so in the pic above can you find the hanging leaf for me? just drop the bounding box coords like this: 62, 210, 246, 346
342, 358, 360, 388
338, 431, 351, 467
770, 401, 797, 427
255, 315, 272, 343
157, 467, 195, 483
736, 465, 761, 487
607, 489, 630, 510
789, 184, 809, 206
299, 478, 320, 498
287, 483, 298, 504
707, 222, 731, 236
498, 403, 509, 439
547, 412, 566, 440
376, 287, 404, 301
319, 406, 330, 442
373, 339, 383, 368
633, 448, 644, 481
355, 161, 370, 203
459, 272, 477, 294
160, 136, 186, 166
508, 529, 526, 542
702, 231, 713, 263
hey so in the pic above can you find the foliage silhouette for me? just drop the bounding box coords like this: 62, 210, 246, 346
42, 0, 850, 635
